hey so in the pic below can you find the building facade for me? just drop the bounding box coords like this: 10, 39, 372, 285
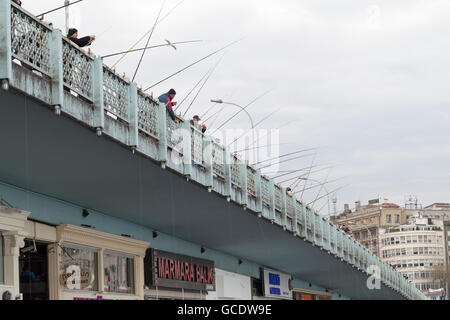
331, 201, 406, 256
379, 220, 447, 300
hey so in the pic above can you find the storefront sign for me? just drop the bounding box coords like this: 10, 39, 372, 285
262, 268, 292, 300
145, 249, 215, 291
60, 266, 94, 290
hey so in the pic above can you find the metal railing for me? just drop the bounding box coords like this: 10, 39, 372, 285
0, 1, 426, 301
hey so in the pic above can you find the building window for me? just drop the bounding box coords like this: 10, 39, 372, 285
395, 215, 400, 223
103, 251, 135, 294
60, 245, 98, 292
0, 235, 3, 284
386, 215, 392, 223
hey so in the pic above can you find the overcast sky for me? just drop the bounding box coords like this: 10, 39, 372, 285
23, 0, 450, 215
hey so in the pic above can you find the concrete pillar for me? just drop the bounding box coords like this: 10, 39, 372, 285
182, 121, 192, 177
223, 147, 232, 199
128, 83, 139, 148
254, 169, 262, 214
49, 29, 63, 108
203, 136, 213, 189
157, 103, 168, 164
2, 231, 26, 299
92, 58, 104, 132
0, 0, 12, 84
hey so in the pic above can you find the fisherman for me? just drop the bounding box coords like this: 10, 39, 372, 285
190, 115, 207, 133
12, 0, 22, 6
158, 89, 178, 124
67, 28, 96, 48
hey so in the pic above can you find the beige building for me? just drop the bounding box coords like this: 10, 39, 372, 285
379, 219, 447, 300
331, 201, 406, 256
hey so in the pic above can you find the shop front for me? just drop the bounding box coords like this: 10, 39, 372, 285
252, 268, 293, 300
144, 249, 215, 300
0, 205, 29, 300
292, 289, 334, 300
206, 269, 252, 300
48, 225, 150, 300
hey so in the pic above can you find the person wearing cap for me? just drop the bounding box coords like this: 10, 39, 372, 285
158, 89, 178, 124
190, 115, 207, 134
67, 28, 96, 48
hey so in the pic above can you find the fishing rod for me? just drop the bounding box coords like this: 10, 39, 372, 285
175, 68, 211, 112
246, 118, 298, 152
37, 0, 83, 18
294, 177, 346, 195
210, 89, 272, 136
102, 40, 203, 59
257, 153, 315, 170
253, 148, 318, 166
112, 0, 186, 68
306, 185, 349, 207
226, 107, 282, 149
132, 0, 167, 82
271, 163, 329, 179
144, 38, 243, 92
275, 166, 333, 184
182, 56, 223, 117
297, 153, 317, 199
310, 168, 333, 208
234, 142, 291, 154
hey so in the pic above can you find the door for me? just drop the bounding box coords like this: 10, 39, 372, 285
19, 240, 50, 300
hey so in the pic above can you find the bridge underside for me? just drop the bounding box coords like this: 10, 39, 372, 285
0, 88, 404, 300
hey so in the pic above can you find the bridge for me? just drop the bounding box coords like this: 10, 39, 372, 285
0, 0, 426, 300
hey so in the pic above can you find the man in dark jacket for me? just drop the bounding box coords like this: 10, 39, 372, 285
12, 0, 22, 6
158, 89, 178, 124
67, 28, 96, 48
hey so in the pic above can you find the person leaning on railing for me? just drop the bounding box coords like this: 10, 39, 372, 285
158, 89, 179, 124
67, 28, 96, 48
12, 0, 22, 6
190, 115, 207, 134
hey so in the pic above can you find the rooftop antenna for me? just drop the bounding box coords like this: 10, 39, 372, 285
65, 0, 70, 35
332, 193, 338, 216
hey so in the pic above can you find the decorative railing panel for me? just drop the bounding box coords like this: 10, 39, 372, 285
137, 92, 159, 138
286, 196, 294, 218
62, 38, 93, 100
11, 4, 51, 75
166, 116, 183, 153
247, 167, 256, 197
212, 142, 225, 178
231, 156, 241, 188
295, 201, 304, 225
103, 68, 129, 122
261, 177, 271, 206
191, 127, 203, 165
274, 186, 282, 211
314, 214, 322, 237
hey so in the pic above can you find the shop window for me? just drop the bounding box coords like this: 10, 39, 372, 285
0, 236, 3, 284
103, 251, 135, 294
60, 245, 98, 292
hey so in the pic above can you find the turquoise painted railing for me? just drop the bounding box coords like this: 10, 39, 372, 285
0, 0, 426, 300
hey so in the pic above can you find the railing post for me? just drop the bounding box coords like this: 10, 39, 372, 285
49, 28, 63, 110
240, 163, 248, 208
182, 122, 192, 177
301, 203, 307, 238
92, 58, 104, 133
281, 187, 287, 229
254, 169, 262, 214
223, 147, 232, 199
290, 196, 297, 235
128, 83, 139, 149
203, 136, 213, 189
0, 0, 12, 86
158, 104, 168, 164
268, 179, 276, 222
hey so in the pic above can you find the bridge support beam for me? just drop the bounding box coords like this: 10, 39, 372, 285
203, 136, 213, 189
128, 83, 139, 149
49, 29, 63, 110
92, 58, 104, 133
